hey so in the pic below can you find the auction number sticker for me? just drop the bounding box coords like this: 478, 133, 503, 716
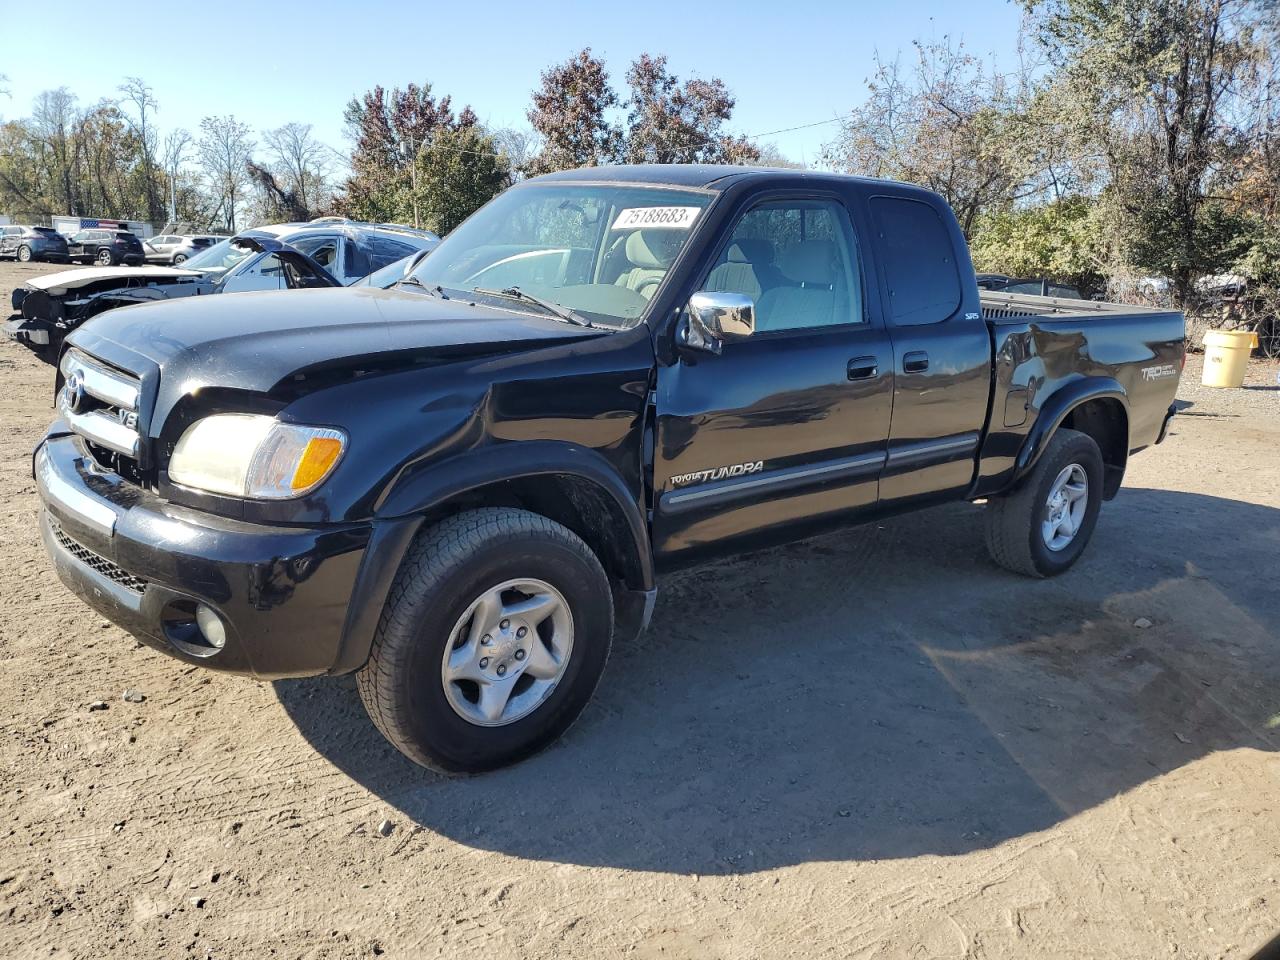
611, 206, 702, 230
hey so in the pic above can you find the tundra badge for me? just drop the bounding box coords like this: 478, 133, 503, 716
671, 461, 764, 487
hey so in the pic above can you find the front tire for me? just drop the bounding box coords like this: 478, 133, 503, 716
17, 245, 32, 262
357, 508, 614, 773
984, 428, 1103, 577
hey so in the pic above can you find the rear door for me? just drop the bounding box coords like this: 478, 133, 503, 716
866, 192, 992, 504
652, 191, 894, 563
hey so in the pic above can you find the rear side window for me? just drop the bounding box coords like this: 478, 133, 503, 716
869, 196, 961, 326
365, 235, 418, 273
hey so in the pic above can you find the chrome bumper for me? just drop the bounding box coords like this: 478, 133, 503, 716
35, 445, 118, 537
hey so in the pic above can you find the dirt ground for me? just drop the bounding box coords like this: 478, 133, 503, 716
1, 258, 1278, 960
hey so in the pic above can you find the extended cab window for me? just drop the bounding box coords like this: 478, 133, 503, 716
704, 200, 863, 332
869, 195, 962, 325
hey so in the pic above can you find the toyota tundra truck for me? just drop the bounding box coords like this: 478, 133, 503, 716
34, 165, 1185, 773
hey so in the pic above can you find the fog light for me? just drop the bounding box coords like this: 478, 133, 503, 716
195, 605, 227, 649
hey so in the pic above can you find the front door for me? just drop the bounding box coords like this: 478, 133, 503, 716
652, 195, 894, 564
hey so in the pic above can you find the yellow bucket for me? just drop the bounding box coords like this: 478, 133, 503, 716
1201, 329, 1258, 388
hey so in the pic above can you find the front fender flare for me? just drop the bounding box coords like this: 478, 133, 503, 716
1014, 377, 1128, 482
329, 442, 652, 675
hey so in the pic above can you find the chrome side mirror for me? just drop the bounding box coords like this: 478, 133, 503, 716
679, 291, 755, 354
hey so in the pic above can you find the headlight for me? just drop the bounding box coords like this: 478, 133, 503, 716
169, 414, 346, 499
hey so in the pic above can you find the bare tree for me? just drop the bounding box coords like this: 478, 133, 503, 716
263, 122, 331, 212
491, 127, 541, 180
822, 39, 1040, 237
29, 88, 81, 214
161, 128, 193, 224
198, 115, 255, 232
118, 77, 162, 221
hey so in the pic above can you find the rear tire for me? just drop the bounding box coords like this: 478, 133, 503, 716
173, 253, 187, 264
96, 248, 116, 266
17, 245, 32, 263
984, 428, 1104, 578
357, 508, 614, 773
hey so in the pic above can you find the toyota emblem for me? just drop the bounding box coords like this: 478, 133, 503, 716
65, 371, 86, 414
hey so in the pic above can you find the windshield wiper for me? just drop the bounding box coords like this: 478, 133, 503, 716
398, 275, 448, 299
471, 286, 591, 327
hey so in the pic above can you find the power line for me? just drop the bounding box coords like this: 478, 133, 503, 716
745, 116, 847, 140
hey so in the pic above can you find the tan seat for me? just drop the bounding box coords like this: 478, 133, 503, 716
614, 231, 680, 300
757, 240, 839, 331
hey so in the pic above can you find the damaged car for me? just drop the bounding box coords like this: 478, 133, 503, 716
6, 220, 438, 363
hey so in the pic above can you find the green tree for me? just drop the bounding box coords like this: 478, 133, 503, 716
1021, 0, 1263, 303
970, 198, 1109, 293
412, 126, 510, 235
341, 81, 477, 224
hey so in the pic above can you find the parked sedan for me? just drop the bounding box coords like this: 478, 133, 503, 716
0, 225, 70, 263
143, 234, 222, 265
66, 229, 146, 266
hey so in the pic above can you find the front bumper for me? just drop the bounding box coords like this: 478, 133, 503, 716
35, 431, 374, 678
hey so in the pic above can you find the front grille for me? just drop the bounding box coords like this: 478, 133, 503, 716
49, 515, 148, 595
59, 350, 144, 469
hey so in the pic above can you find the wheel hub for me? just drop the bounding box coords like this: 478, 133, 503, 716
440, 578, 574, 727
1041, 463, 1088, 552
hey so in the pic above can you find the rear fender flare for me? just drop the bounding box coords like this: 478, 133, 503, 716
1014, 377, 1128, 483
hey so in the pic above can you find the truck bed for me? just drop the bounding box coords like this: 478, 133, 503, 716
973, 292, 1185, 500
981, 291, 1171, 321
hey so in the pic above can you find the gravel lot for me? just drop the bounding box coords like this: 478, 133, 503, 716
2, 259, 1278, 959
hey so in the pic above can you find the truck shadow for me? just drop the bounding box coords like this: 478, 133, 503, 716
276, 485, 1280, 874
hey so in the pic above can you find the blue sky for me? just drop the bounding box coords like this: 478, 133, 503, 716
2, 0, 1026, 167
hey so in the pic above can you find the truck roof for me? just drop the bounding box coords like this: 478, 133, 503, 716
530, 162, 929, 196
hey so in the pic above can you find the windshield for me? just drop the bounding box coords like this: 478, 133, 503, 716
406, 183, 713, 325
180, 237, 257, 275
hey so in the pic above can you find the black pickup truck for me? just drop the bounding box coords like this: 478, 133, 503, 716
34, 165, 1184, 772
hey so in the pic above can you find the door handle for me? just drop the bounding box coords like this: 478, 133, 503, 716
903, 351, 930, 373
847, 357, 879, 381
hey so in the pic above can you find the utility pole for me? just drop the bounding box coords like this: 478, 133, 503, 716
404, 136, 420, 229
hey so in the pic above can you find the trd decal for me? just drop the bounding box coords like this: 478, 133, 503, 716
670, 461, 764, 488
1140, 363, 1177, 381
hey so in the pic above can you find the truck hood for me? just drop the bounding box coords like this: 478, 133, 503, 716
27, 265, 202, 294
68, 285, 606, 416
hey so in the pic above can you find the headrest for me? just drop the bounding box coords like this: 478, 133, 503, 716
727, 238, 775, 265
626, 230, 680, 269
778, 240, 837, 285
